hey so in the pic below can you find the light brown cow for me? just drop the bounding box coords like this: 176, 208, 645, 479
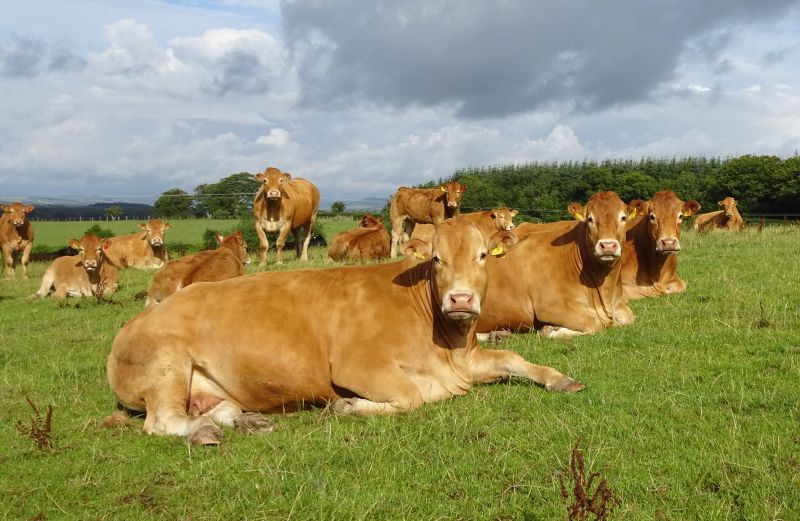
145, 231, 250, 307
622, 191, 701, 299
1, 202, 35, 279
410, 206, 518, 245
693, 196, 743, 232
107, 220, 583, 445
326, 214, 390, 262
389, 182, 466, 257
253, 166, 320, 265
34, 233, 118, 300
104, 219, 171, 269
478, 192, 637, 339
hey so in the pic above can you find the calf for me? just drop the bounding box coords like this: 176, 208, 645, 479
693, 196, 743, 232
104, 219, 171, 269
1, 202, 35, 279
389, 182, 466, 257
34, 233, 118, 300
326, 214, 390, 262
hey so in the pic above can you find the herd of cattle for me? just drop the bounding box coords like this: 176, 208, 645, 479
1, 166, 745, 444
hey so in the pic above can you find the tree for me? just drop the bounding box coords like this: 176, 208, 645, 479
153, 188, 194, 218
105, 206, 124, 221
330, 201, 346, 214
194, 172, 260, 219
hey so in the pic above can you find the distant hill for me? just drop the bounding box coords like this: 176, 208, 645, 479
2, 201, 156, 220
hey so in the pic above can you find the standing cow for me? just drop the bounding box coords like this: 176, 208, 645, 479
693, 196, 743, 232
326, 214, 390, 262
1, 202, 35, 279
253, 167, 320, 265
104, 219, 171, 269
34, 233, 118, 300
106, 220, 583, 445
389, 182, 466, 257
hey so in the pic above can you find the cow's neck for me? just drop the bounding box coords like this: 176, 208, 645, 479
628, 219, 675, 286
264, 197, 283, 221
574, 229, 622, 320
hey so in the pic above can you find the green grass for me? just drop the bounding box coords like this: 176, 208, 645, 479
1, 227, 798, 519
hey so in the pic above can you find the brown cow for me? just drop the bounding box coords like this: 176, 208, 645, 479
410, 206, 518, 245
253, 166, 320, 265
693, 196, 743, 232
326, 214, 390, 262
104, 219, 171, 269
33, 233, 118, 300
622, 191, 701, 299
145, 231, 250, 307
107, 220, 583, 445
389, 182, 466, 257
1, 202, 35, 279
478, 192, 637, 339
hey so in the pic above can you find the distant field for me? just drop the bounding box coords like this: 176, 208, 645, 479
0, 227, 798, 519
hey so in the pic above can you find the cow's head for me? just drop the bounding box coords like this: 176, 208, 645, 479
256, 167, 291, 200
431, 220, 515, 323
719, 197, 737, 218
2, 202, 34, 227
359, 214, 383, 228
216, 230, 250, 265
69, 233, 111, 274
635, 190, 700, 255
489, 206, 518, 231
568, 191, 635, 265
138, 219, 171, 247
439, 182, 467, 210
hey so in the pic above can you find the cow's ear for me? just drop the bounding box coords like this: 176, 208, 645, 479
103, 240, 112, 250
25, 206, 34, 213
282, 173, 291, 182
163, 223, 172, 231
459, 184, 467, 193
683, 200, 701, 216
255, 173, 266, 182
403, 239, 432, 261
487, 230, 518, 258
215, 233, 224, 245
439, 185, 446, 192
68, 239, 81, 250
489, 210, 497, 219
1, 205, 10, 213
510, 209, 519, 217
138, 223, 147, 230
627, 200, 645, 220
568, 202, 586, 222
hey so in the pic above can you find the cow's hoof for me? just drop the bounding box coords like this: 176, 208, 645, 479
234, 413, 277, 435
488, 330, 514, 344
189, 424, 223, 446
550, 377, 585, 393
330, 398, 358, 415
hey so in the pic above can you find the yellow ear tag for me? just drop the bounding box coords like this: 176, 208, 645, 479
574, 212, 585, 222
682, 210, 692, 217
628, 208, 638, 219
440, 186, 446, 192
490, 245, 505, 257
414, 252, 426, 259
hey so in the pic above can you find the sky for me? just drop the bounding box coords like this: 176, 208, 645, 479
1, 0, 799, 206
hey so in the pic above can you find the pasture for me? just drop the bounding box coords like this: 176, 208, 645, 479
1, 224, 798, 519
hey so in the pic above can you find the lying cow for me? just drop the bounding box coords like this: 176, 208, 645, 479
253, 166, 320, 265
33, 233, 118, 300
107, 220, 583, 445
104, 219, 171, 269
326, 214, 390, 262
622, 191, 700, 299
479, 191, 636, 339
693, 196, 743, 232
145, 231, 250, 307
1, 202, 35, 279
389, 182, 466, 257
410, 206, 518, 245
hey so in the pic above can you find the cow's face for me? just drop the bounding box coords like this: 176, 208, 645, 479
2, 202, 33, 227
360, 214, 382, 228
719, 197, 737, 218
256, 167, 290, 199
440, 182, 467, 210
218, 231, 250, 265
569, 191, 632, 265
69, 233, 111, 273
139, 219, 171, 247
489, 206, 518, 231
431, 221, 514, 323
642, 191, 700, 255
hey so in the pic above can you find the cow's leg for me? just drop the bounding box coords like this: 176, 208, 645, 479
330, 362, 424, 416
2, 244, 15, 279
20, 241, 32, 279
469, 348, 584, 392
274, 224, 292, 264
665, 275, 687, 294
293, 228, 303, 258
390, 216, 406, 258
538, 325, 585, 339
614, 302, 635, 326
299, 211, 317, 261
254, 223, 270, 266
203, 401, 277, 435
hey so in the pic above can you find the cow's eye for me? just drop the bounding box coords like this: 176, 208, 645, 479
677, 214, 683, 221
479, 252, 488, 261
432, 255, 441, 264
649, 214, 656, 222
620, 215, 627, 222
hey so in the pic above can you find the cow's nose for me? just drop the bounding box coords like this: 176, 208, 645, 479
597, 240, 620, 255
658, 238, 680, 251
447, 201, 457, 207
267, 190, 281, 198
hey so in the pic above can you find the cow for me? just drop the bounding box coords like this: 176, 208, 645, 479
145, 231, 250, 307
478, 191, 637, 339
104, 219, 171, 269
1, 202, 35, 279
622, 191, 701, 299
389, 182, 466, 257
693, 196, 743, 232
253, 166, 320, 265
326, 214, 390, 262
106, 220, 583, 445
33, 233, 118, 300
410, 206, 518, 245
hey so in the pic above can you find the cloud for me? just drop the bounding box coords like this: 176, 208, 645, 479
0, 34, 84, 77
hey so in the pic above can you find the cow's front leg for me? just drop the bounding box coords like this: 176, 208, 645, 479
20, 241, 32, 279
254, 223, 270, 266
469, 348, 584, 392
2, 244, 15, 279
274, 224, 292, 264
330, 362, 424, 416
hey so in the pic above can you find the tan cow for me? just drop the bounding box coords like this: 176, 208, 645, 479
1, 202, 35, 279
693, 196, 744, 232
326, 214, 390, 262
107, 220, 583, 445
145, 231, 250, 307
410, 206, 518, 245
33, 233, 118, 300
622, 191, 701, 299
389, 182, 466, 257
253, 166, 320, 265
104, 219, 171, 269
478, 191, 637, 339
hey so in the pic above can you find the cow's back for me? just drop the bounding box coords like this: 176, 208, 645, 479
282, 178, 320, 227
105, 233, 148, 267
392, 189, 444, 224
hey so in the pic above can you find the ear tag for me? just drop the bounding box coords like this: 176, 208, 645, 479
628, 209, 638, 219
682, 210, 692, 217
574, 212, 585, 222
490, 245, 505, 257
414, 252, 426, 259
440, 186, 446, 192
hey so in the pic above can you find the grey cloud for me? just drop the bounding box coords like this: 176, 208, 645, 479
281, 0, 797, 118
205, 50, 271, 96
0, 35, 84, 77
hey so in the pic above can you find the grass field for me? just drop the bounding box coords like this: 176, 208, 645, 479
1, 226, 798, 519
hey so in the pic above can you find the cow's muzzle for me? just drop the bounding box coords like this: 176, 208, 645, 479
656, 237, 681, 254
150, 238, 163, 246
84, 260, 98, 272
594, 240, 621, 262
442, 289, 480, 320
267, 190, 281, 199
13, 219, 25, 226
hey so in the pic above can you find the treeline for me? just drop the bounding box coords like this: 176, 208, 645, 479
446, 155, 799, 221
27, 202, 154, 220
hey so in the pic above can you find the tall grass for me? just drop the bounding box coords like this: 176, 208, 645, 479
0, 227, 798, 519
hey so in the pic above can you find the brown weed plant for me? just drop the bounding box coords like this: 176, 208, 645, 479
558, 440, 619, 521
15, 396, 54, 451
